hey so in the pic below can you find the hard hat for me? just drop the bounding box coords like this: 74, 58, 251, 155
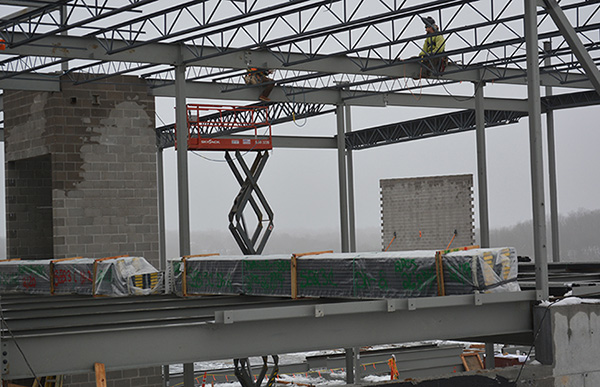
424, 16, 436, 28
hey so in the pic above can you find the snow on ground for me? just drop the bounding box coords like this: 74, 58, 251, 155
540, 297, 600, 307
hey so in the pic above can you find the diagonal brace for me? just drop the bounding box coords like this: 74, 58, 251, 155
541, 0, 600, 94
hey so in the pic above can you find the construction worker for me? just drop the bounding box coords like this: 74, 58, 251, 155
244, 67, 274, 102
418, 16, 446, 77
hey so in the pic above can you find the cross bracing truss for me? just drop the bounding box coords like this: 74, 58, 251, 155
344, 89, 600, 149
1, 0, 600, 96
156, 100, 333, 149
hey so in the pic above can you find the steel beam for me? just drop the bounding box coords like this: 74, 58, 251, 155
336, 104, 349, 253
2, 32, 593, 90
545, 41, 560, 263
175, 64, 190, 257
157, 149, 166, 272
474, 81, 490, 249
0, 73, 60, 91
345, 104, 356, 253
0, 292, 535, 379
152, 80, 530, 111
542, 0, 600, 94
525, 0, 549, 301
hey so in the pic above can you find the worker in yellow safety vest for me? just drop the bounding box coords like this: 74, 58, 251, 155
418, 16, 447, 77
244, 67, 274, 102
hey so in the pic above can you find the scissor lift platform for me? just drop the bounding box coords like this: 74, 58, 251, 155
186, 104, 272, 151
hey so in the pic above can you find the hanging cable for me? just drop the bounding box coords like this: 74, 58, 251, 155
514, 298, 563, 383
0, 306, 41, 384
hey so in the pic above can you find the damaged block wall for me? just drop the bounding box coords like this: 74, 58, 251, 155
4, 74, 159, 267
380, 174, 474, 251
4, 75, 161, 387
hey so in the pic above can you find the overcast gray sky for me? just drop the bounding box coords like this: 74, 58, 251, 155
155, 83, 600, 247
1, 1, 599, 253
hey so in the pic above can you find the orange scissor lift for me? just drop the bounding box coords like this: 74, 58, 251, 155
184, 104, 274, 255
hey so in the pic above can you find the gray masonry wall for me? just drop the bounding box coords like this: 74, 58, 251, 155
4, 74, 159, 266
380, 175, 474, 251
4, 75, 161, 387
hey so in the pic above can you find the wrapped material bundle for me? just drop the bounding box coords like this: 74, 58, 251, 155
169, 254, 290, 297
442, 247, 520, 295
0, 260, 51, 294
170, 247, 519, 299
295, 251, 438, 299
0, 256, 162, 296
54, 256, 163, 296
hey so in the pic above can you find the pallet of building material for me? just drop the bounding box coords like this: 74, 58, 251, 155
169, 254, 291, 297
440, 247, 520, 295
53, 256, 163, 296
294, 247, 519, 298
294, 251, 440, 299
0, 256, 162, 296
0, 259, 51, 294
169, 247, 519, 299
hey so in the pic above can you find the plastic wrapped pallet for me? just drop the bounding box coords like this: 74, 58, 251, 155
295, 251, 439, 299
0, 256, 162, 296
54, 256, 163, 296
442, 247, 520, 295
0, 259, 51, 294
295, 248, 519, 298
170, 254, 291, 297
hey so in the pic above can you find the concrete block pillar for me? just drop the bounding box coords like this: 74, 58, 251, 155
4, 74, 159, 267
533, 303, 600, 386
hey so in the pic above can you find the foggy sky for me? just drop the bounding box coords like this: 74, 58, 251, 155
156, 84, 600, 248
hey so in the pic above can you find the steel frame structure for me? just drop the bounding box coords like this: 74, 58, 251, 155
1, 0, 600, 384
0, 291, 536, 379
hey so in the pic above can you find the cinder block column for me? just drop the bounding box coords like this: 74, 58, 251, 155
4, 74, 159, 267
533, 303, 600, 386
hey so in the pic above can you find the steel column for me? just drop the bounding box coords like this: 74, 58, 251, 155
345, 348, 354, 384
336, 104, 350, 253
176, 62, 193, 387
183, 363, 194, 387
544, 41, 560, 263
345, 105, 356, 253
525, 0, 549, 301
157, 148, 166, 272
476, 80, 494, 368
175, 63, 191, 257
60, 5, 69, 73
474, 81, 489, 249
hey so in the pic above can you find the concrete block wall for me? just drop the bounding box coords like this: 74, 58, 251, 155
4, 74, 159, 267
380, 175, 474, 251
62, 366, 163, 387
4, 74, 161, 387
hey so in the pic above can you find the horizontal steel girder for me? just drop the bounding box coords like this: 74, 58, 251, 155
151, 80, 531, 110
154, 90, 600, 151
0, 72, 60, 91
344, 89, 600, 149
0, 291, 535, 379
1, 32, 592, 90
